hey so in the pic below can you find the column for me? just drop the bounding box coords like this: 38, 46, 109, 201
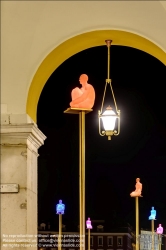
1, 122, 46, 250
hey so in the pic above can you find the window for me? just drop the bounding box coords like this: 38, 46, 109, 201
62, 224, 66, 231
107, 236, 113, 246
117, 236, 123, 246
144, 241, 148, 249
98, 236, 103, 246
69, 235, 73, 242
90, 236, 93, 246
127, 237, 131, 247
97, 225, 104, 232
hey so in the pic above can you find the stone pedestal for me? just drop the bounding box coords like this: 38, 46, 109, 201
0, 123, 46, 250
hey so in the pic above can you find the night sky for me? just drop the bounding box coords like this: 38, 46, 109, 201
37, 45, 166, 232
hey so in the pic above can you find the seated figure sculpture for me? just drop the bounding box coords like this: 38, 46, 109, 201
149, 207, 156, 220
130, 178, 142, 197
86, 218, 92, 229
70, 74, 95, 109
56, 200, 65, 214
157, 224, 163, 234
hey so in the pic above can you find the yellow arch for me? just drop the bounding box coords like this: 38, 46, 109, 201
26, 30, 166, 123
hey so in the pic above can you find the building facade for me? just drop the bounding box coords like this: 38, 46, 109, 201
139, 231, 166, 250
38, 231, 133, 250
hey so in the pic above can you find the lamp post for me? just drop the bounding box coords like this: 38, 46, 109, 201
130, 178, 143, 250
98, 40, 120, 140
56, 200, 65, 250
157, 224, 163, 250
65, 99, 93, 250
64, 107, 92, 250
149, 207, 156, 250
86, 218, 92, 250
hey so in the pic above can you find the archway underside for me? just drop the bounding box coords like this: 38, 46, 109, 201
26, 30, 166, 123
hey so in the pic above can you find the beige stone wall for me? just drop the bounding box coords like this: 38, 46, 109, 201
1, 1, 166, 118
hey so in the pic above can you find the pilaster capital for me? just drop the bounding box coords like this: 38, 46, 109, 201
0, 123, 46, 150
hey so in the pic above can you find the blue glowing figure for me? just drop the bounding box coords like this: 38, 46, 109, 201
56, 200, 65, 214
149, 207, 156, 220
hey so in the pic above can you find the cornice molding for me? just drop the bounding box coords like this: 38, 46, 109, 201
0, 124, 46, 150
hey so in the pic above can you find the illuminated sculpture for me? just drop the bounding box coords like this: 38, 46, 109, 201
56, 200, 65, 214
157, 224, 163, 234
65, 73, 95, 250
130, 178, 142, 197
86, 217, 92, 229
70, 74, 95, 109
86, 217, 92, 250
130, 177, 143, 250
149, 207, 156, 220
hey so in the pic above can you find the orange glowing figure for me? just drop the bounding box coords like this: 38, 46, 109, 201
70, 74, 95, 109
130, 178, 142, 197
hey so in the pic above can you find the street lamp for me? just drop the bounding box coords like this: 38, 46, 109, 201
98, 40, 120, 140
157, 224, 163, 250
149, 207, 156, 250
56, 200, 65, 250
86, 218, 92, 250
